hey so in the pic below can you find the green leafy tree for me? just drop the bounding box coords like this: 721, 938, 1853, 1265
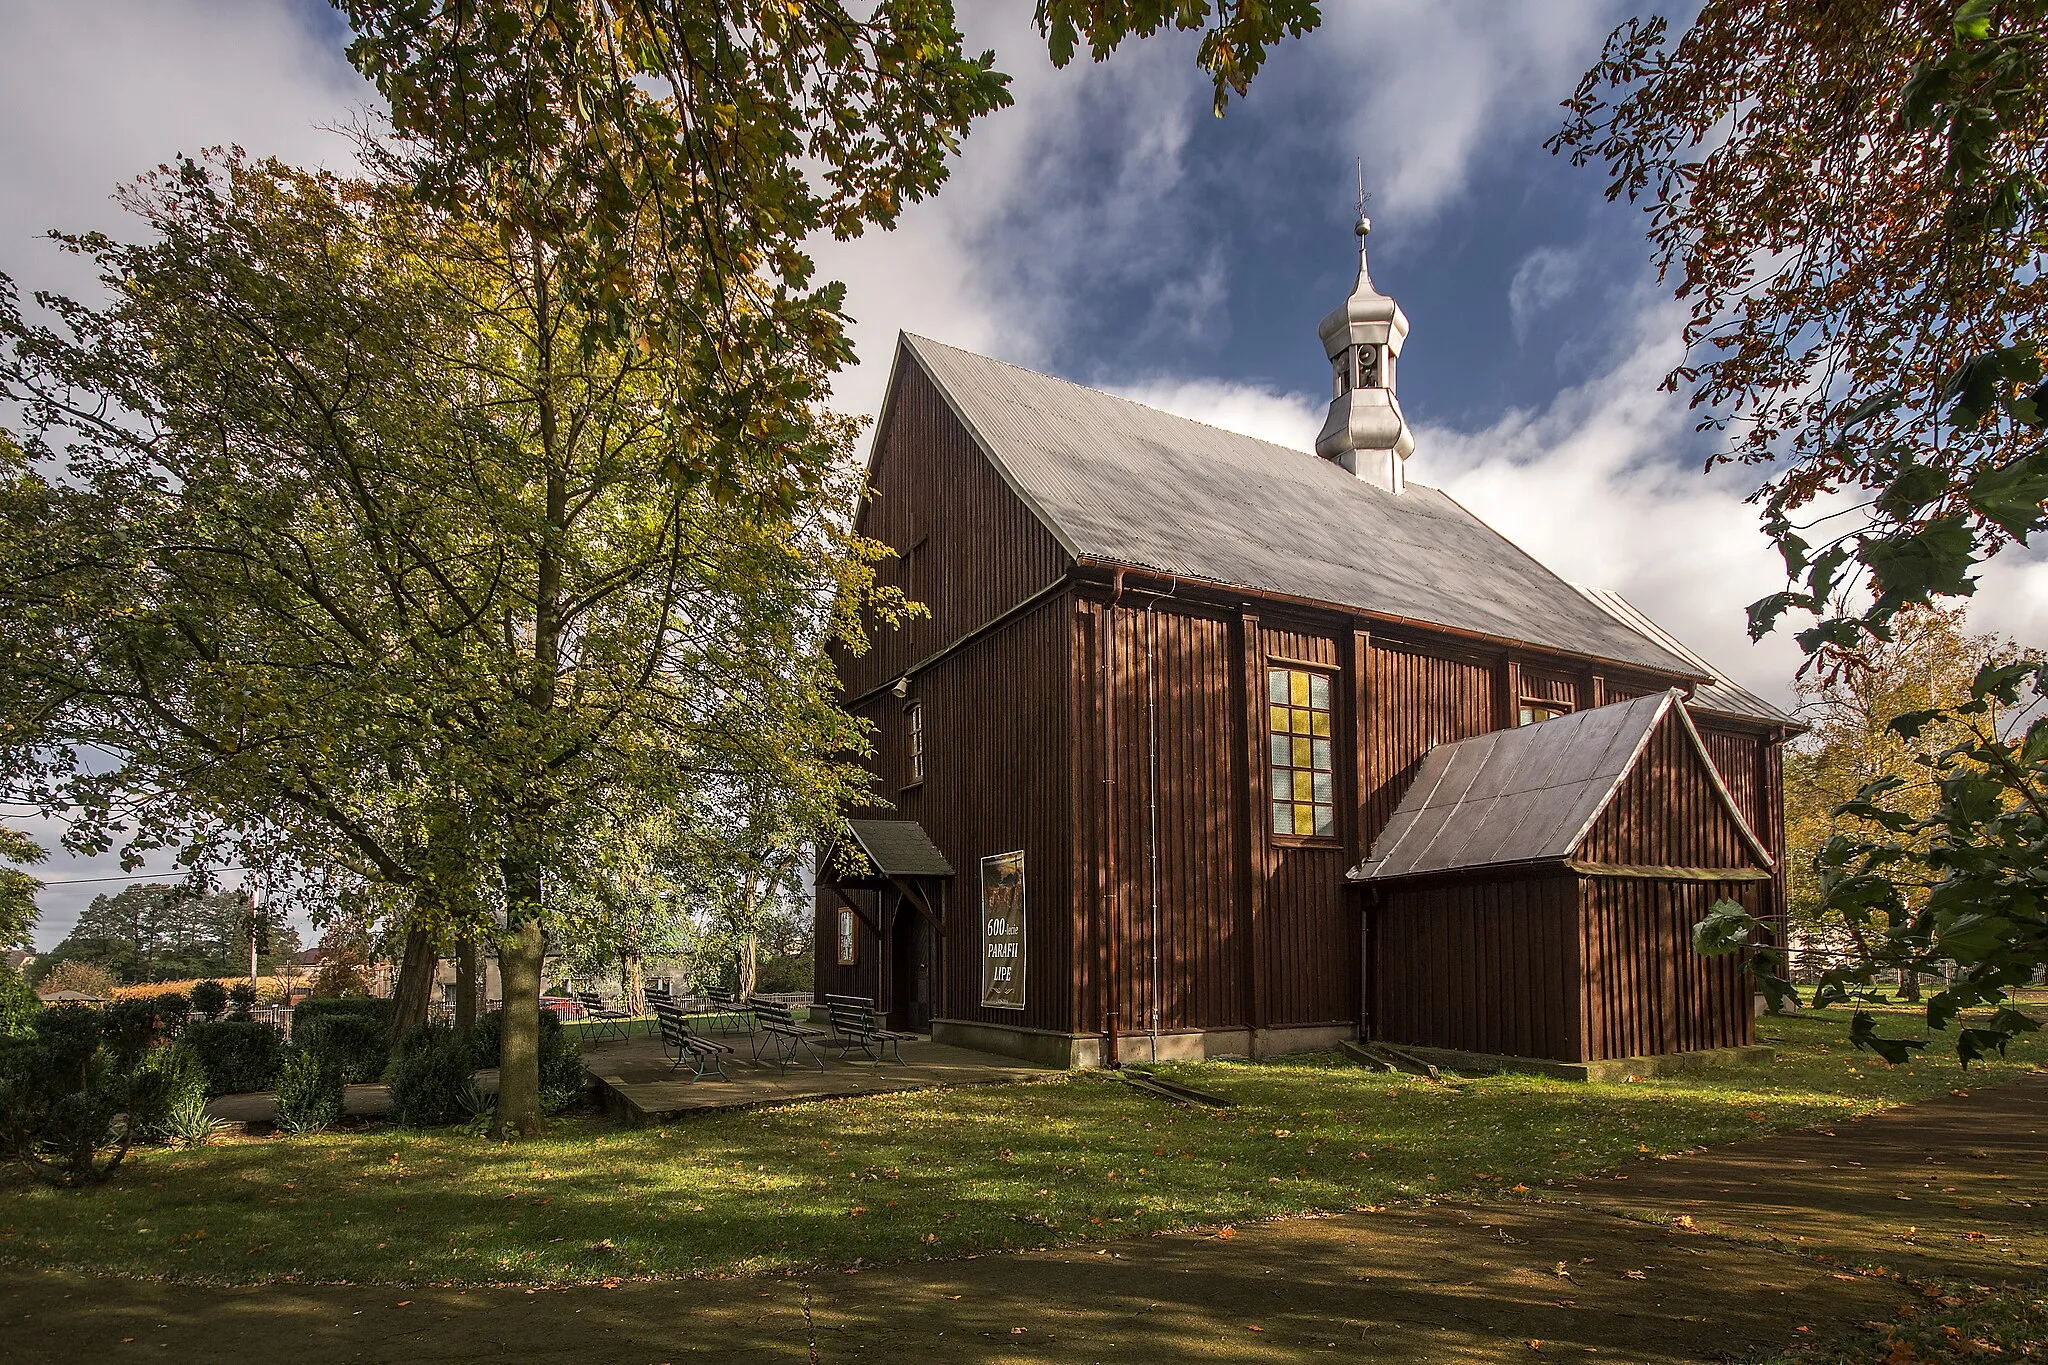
1558, 0, 2048, 1058
36, 884, 301, 984
34, 960, 117, 1001
0, 827, 40, 952
0, 154, 898, 1134
1783, 607, 2035, 983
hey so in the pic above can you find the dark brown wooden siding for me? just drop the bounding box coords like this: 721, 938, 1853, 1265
1371, 874, 1581, 1060
813, 889, 885, 1006
1362, 642, 1497, 845
1520, 669, 1579, 707
1580, 713, 1764, 869
1578, 876, 1760, 1058
816, 591, 1074, 1034
1694, 718, 1789, 934
1075, 599, 1247, 1036
839, 356, 1071, 699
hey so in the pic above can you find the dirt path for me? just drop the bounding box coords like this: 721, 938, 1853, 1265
6, 1077, 2041, 1364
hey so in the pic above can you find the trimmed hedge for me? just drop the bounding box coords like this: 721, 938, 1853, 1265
184, 1019, 283, 1096
293, 1012, 389, 1084
291, 995, 393, 1027
133, 1043, 208, 1143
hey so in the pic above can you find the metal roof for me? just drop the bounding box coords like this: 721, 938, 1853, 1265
1349, 690, 1772, 883
844, 819, 955, 879
899, 334, 1706, 679
1574, 585, 1798, 729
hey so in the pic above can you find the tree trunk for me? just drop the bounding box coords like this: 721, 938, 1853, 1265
455, 936, 477, 1035
622, 950, 644, 1016
493, 917, 545, 1137
388, 926, 437, 1056
1899, 964, 1921, 1002
493, 849, 546, 1138
739, 932, 758, 1000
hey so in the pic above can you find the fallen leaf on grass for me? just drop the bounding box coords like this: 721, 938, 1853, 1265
1623, 1271, 1647, 1281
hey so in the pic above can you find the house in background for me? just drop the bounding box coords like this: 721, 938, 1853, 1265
815, 216, 1796, 1069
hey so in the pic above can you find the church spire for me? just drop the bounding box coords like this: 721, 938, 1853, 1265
1314, 209, 1413, 492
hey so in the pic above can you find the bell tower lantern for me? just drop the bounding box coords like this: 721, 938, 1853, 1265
1315, 214, 1414, 492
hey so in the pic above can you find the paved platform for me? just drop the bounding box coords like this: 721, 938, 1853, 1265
580, 1030, 1059, 1124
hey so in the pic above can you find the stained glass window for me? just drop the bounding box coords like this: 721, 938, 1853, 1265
1268, 666, 1336, 839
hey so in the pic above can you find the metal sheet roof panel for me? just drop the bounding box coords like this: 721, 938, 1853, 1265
902, 335, 1705, 676
1349, 692, 1678, 882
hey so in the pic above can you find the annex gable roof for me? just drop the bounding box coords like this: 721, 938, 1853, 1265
894, 334, 1704, 679
1348, 690, 1773, 883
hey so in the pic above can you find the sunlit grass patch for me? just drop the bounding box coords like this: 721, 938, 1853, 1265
0, 1000, 2036, 1287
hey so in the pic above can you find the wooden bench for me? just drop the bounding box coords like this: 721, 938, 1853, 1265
652, 1000, 734, 1081
574, 990, 630, 1042
822, 994, 913, 1066
700, 985, 754, 1035
750, 999, 828, 1071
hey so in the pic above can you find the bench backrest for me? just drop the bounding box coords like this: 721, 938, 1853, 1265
654, 1005, 685, 1046
752, 999, 797, 1027
826, 999, 878, 1037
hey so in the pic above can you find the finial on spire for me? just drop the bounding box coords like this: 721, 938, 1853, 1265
1354, 159, 1372, 239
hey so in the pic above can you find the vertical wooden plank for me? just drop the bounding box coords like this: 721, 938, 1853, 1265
1235, 610, 1265, 1040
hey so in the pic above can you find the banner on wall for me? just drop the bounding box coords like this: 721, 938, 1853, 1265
979, 850, 1026, 1011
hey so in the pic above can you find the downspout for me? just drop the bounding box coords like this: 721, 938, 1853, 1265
1099, 568, 1125, 1068
1144, 596, 1162, 1048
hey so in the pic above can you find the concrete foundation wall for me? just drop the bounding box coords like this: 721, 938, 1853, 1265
932, 1018, 1357, 1069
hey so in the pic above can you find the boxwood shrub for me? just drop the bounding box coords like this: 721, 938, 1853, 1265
273, 1048, 344, 1134
390, 1024, 473, 1128
183, 1019, 283, 1096
293, 1012, 389, 1084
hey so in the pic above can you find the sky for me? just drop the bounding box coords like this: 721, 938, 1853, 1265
4, 0, 2045, 950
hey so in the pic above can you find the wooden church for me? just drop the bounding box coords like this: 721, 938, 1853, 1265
814, 216, 1794, 1069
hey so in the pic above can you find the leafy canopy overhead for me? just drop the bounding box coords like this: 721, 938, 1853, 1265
1562, 0, 2048, 1061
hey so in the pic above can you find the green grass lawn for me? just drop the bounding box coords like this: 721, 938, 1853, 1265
0, 1002, 2039, 1288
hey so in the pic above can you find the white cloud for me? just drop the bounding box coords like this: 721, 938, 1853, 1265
1110, 377, 1324, 452
1294, 0, 1635, 234
1508, 244, 1589, 342
0, 0, 370, 301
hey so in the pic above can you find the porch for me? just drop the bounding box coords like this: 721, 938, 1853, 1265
579, 1029, 1058, 1126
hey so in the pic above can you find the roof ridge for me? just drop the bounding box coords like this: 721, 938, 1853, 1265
901, 331, 1426, 482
